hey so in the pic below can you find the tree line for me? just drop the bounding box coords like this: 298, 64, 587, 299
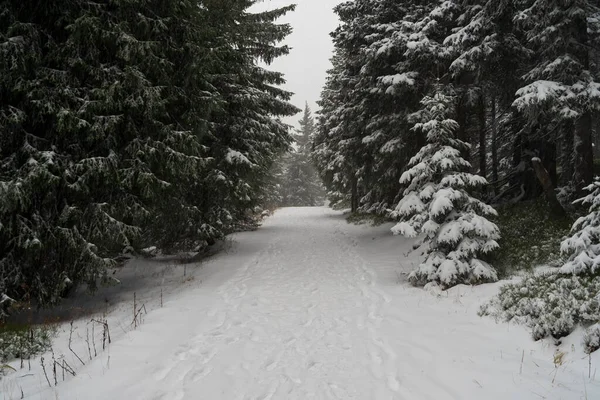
313, 0, 600, 215
0, 0, 298, 308
311, 0, 600, 287
273, 104, 325, 208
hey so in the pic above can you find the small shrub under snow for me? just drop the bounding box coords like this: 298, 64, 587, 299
0, 325, 55, 363
347, 212, 391, 226
583, 324, 600, 354
560, 178, 600, 275
491, 200, 570, 275
480, 273, 600, 341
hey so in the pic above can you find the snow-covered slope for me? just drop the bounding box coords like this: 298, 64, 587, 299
3, 207, 599, 399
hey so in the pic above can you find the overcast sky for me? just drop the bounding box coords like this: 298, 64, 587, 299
252, 0, 343, 128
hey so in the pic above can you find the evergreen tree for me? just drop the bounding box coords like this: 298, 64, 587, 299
513, 0, 600, 194
560, 178, 600, 275
205, 0, 299, 226
295, 103, 316, 153
313, 50, 356, 209
391, 90, 500, 288
0, 0, 145, 305
314, 0, 462, 214
445, 0, 529, 189
0, 0, 298, 307
280, 104, 324, 207
349, 0, 424, 215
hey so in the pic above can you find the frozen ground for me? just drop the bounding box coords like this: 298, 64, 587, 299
3, 207, 600, 399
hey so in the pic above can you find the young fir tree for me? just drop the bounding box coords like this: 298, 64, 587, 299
560, 178, 600, 275
280, 104, 324, 207
391, 90, 500, 288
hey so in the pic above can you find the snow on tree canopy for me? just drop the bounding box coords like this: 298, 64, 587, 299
225, 149, 253, 166
390, 91, 500, 288
0, 0, 298, 306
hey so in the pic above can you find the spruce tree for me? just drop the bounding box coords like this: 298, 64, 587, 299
313, 51, 356, 209
560, 178, 600, 275
445, 0, 529, 187
0, 0, 299, 307
391, 90, 500, 288
280, 104, 324, 207
513, 0, 600, 194
314, 0, 462, 214
0, 0, 141, 305
204, 0, 299, 227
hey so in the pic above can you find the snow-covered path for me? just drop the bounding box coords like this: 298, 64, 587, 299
133, 207, 405, 400
5, 207, 600, 400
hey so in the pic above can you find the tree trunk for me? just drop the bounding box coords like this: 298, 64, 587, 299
513, 131, 543, 200
572, 8, 594, 195
594, 114, 600, 160
478, 90, 487, 179
560, 124, 574, 187
574, 111, 594, 194
455, 93, 470, 160
351, 175, 358, 213
491, 96, 499, 189
531, 157, 567, 218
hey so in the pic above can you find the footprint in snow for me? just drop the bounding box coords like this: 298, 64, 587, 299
387, 374, 401, 392
210, 330, 224, 337
199, 349, 218, 364
173, 348, 189, 361
264, 359, 278, 371
189, 366, 213, 382
307, 360, 321, 371
207, 308, 218, 317
225, 336, 240, 345
153, 364, 173, 381
328, 383, 349, 399
283, 337, 296, 345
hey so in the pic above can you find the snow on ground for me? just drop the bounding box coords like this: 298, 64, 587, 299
2, 207, 600, 400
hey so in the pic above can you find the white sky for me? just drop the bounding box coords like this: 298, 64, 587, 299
252, 0, 343, 128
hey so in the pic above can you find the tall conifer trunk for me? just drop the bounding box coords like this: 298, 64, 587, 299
478, 91, 487, 179
491, 96, 499, 191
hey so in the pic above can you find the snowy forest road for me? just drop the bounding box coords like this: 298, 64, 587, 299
150, 207, 406, 400
13, 207, 599, 400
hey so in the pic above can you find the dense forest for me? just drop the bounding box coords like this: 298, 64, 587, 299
0, 0, 300, 309
311, 0, 600, 342
3, 0, 600, 348
314, 0, 600, 215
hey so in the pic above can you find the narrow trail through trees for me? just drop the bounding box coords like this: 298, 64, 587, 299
20, 207, 599, 400
150, 208, 405, 400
